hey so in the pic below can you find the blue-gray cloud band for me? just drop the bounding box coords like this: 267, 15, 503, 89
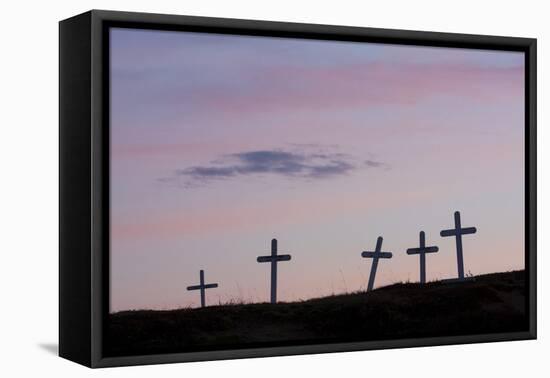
168, 149, 387, 187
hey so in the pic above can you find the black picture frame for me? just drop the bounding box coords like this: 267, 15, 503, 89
59, 9, 537, 368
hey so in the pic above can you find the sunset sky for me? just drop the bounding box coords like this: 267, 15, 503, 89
109, 27, 525, 312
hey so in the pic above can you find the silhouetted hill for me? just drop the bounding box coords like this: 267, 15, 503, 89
106, 270, 527, 356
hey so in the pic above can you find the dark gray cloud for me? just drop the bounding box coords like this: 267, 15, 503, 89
162, 148, 387, 188
177, 150, 355, 181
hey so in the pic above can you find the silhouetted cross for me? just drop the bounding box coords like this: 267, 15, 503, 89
361, 236, 393, 292
257, 238, 291, 304
440, 211, 477, 280
406, 231, 439, 284
186, 269, 218, 308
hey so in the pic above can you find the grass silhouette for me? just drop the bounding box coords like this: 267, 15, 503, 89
106, 270, 527, 357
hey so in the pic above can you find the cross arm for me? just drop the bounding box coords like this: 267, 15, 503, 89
203, 283, 218, 289
362, 251, 393, 258
461, 226, 477, 234
441, 226, 477, 237
406, 246, 439, 255
276, 254, 291, 261
257, 254, 291, 262
187, 285, 202, 291
440, 229, 456, 237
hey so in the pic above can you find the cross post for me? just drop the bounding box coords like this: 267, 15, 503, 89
440, 211, 477, 280
361, 236, 393, 292
257, 238, 291, 304
186, 269, 219, 308
406, 231, 439, 284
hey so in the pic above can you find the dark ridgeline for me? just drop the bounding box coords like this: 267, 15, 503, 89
257, 238, 291, 304
361, 236, 393, 291
406, 231, 439, 284
186, 270, 218, 308
106, 270, 527, 357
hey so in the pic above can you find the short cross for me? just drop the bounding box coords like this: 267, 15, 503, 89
361, 236, 393, 292
257, 238, 291, 304
186, 269, 219, 308
440, 211, 477, 280
406, 231, 439, 284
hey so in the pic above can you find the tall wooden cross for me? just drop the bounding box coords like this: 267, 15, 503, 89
406, 231, 439, 284
257, 238, 291, 304
361, 236, 393, 292
186, 269, 219, 308
440, 211, 477, 280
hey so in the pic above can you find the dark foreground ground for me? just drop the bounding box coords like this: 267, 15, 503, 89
106, 270, 527, 356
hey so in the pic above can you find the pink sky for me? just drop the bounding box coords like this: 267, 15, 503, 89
109, 28, 525, 312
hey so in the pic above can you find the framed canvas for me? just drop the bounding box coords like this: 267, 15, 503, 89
59, 10, 537, 368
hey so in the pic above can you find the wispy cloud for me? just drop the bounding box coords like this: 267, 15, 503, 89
365, 159, 391, 170
162, 148, 386, 188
